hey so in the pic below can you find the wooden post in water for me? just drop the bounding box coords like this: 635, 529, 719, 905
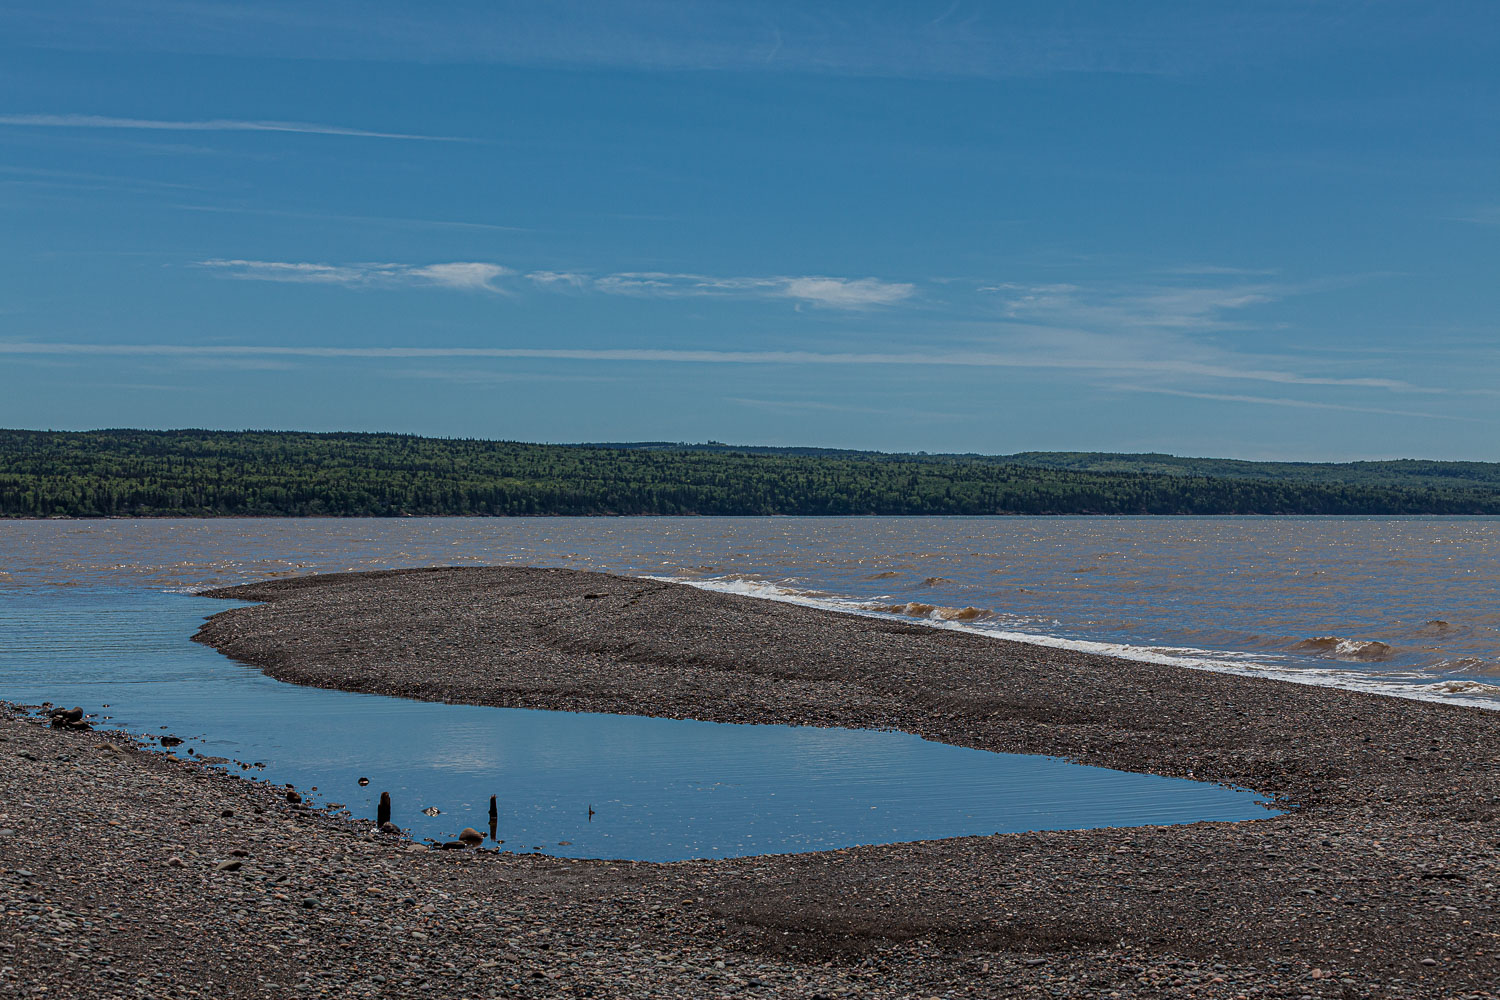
378, 791, 391, 827
488, 794, 498, 842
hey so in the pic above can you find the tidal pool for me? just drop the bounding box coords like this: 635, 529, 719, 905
1, 588, 1277, 861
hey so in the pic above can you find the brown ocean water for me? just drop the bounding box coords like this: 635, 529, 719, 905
2, 515, 1498, 707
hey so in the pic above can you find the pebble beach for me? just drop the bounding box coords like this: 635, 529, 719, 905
5, 565, 1500, 998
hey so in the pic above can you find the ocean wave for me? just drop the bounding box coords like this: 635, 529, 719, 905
658, 574, 1500, 712
1290, 637, 1394, 662
1424, 656, 1500, 676
870, 602, 991, 622
655, 575, 836, 603
1428, 679, 1500, 696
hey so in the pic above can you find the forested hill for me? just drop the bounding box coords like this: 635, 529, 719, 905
4, 429, 1500, 518
994, 452, 1500, 492
606, 442, 1500, 492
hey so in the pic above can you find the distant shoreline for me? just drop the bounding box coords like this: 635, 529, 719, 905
8, 428, 1500, 516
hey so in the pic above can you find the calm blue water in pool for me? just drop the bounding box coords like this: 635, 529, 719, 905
1, 587, 1275, 861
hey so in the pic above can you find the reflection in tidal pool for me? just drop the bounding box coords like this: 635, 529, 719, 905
1, 588, 1276, 861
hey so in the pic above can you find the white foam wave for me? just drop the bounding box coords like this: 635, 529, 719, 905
870, 601, 991, 622
655, 575, 1500, 712
1289, 636, 1394, 662
1428, 679, 1500, 697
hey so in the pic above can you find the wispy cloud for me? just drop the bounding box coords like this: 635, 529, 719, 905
393, 368, 619, 385
0, 113, 458, 141
981, 279, 1288, 332
729, 397, 963, 419
194, 259, 511, 292
0, 341, 1437, 394
1116, 386, 1479, 423
402, 263, 512, 292
782, 276, 915, 308
195, 258, 915, 309
1453, 205, 1500, 226
582, 271, 915, 309
526, 271, 591, 289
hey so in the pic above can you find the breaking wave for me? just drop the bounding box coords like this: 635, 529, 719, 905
1428, 679, 1500, 697
655, 574, 1500, 712
1426, 656, 1500, 676
1290, 637, 1395, 662
871, 602, 991, 622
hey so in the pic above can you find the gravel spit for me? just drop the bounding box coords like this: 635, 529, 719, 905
3, 565, 1497, 998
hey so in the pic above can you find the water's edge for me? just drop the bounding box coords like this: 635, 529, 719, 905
660, 575, 1500, 711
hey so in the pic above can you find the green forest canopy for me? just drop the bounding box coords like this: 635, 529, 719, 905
4, 428, 1500, 517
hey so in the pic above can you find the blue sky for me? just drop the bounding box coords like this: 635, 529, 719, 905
1, 1, 1497, 459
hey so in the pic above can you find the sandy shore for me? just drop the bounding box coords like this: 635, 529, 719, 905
5, 566, 1500, 998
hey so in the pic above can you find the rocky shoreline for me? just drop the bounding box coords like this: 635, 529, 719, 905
5, 565, 1500, 998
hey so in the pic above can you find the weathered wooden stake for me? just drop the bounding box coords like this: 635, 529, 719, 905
377, 791, 391, 827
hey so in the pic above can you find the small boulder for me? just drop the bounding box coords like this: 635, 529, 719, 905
50, 707, 89, 730
458, 828, 484, 846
